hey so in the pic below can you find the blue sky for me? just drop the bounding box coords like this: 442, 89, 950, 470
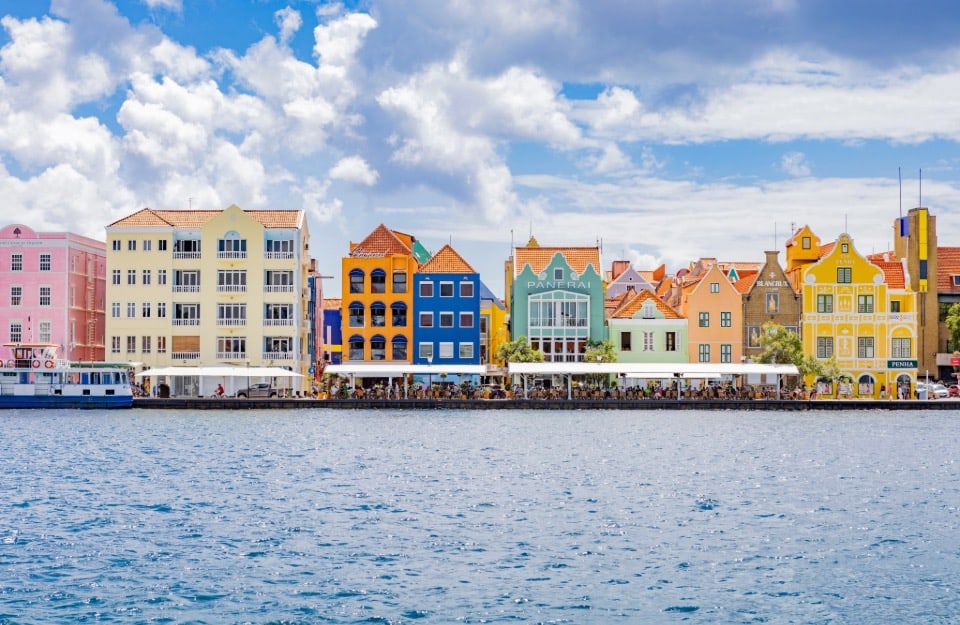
3, 0, 960, 297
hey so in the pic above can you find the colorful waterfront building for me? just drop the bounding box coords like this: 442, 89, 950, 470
607, 287, 688, 365
105, 205, 312, 396
321, 297, 342, 365
742, 250, 801, 360
0, 223, 107, 362
341, 224, 429, 362
412, 244, 481, 375
789, 230, 918, 398
479, 280, 508, 371
504, 237, 605, 361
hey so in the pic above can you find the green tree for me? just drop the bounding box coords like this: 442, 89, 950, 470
583, 339, 617, 363
496, 336, 545, 363
945, 303, 960, 352
752, 322, 825, 380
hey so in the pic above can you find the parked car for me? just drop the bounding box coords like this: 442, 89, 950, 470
235, 383, 277, 399
916, 382, 950, 399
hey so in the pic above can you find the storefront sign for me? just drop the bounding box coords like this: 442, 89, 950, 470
887, 359, 918, 369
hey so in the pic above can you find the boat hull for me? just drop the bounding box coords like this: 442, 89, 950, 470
0, 394, 133, 410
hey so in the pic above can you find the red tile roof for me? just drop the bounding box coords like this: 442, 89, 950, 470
421, 244, 476, 273
938, 247, 960, 292
610, 289, 683, 319
109, 207, 303, 228
349, 224, 414, 257
513, 245, 601, 276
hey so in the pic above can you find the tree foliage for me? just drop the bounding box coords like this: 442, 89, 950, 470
583, 339, 617, 363
496, 336, 545, 363
945, 303, 960, 352
752, 322, 829, 379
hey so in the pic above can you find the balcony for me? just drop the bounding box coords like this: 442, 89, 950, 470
217, 351, 247, 360
217, 251, 247, 259
265, 251, 294, 260
173, 251, 201, 259
263, 351, 294, 360
217, 318, 247, 326
172, 285, 200, 293
264, 285, 295, 293
171, 351, 200, 360
172, 319, 200, 326
217, 285, 247, 293
264, 318, 294, 327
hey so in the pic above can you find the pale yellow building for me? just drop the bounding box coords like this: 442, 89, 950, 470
106, 205, 311, 397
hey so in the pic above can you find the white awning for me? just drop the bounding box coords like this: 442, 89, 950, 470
507, 362, 799, 377
135, 366, 302, 378
325, 364, 487, 376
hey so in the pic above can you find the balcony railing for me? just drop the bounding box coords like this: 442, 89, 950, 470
264, 318, 294, 326
217, 285, 247, 293
172, 319, 200, 326
173, 251, 201, 259
217, 318, 247, 326
171, 351, 200, 360
217, 251, 247, 259
265, 251, 294, 260
217, 351, 247, 360
265, 285, 295, 293
263, 351, 294, 360
173, 285, 200, 293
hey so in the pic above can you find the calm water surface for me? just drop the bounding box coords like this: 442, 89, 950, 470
1, 408, 958, 624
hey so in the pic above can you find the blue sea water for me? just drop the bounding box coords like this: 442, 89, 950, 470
1, 408, 958, 624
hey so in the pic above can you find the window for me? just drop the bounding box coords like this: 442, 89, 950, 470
265, 239, 294, 257
264, 271, 293, 291
173, 303, 200, 324
370, 335, 386, 360
954, 275, 960, 287
720, 344, 732, 363
126, 336, 136, 353
11, 254, 22, 271
392, 272, 407, 293
620, 331, 632, 351
141, 302, 151, 318
816, 294, 833, 313
857, 336, 875, 358
698, 312, 710, 327
217, 336, 246, 359
857, 294, 874, 313
348, 302, 365, 327
841, 242, 849, 253
217, 270, 247, 292
217, 303, 247, 325
349, 270, 364, 294
765, 292, 779, 314
40, 254, 51, 271
9, 322, 21, 343
158, 239, 167, 251
802, 236, 811, 249
158, 270, 167, 286
439, 342, 454, 358
890, 300, 901, 313
112, 270, 120, 285
459, 312, 474, 328
460, 282, 474, 298
157, 302, 166, 318
39, 286, 51, 306
419, 342, 434, 361
348, 336, 364, 360
439, 312, 454, 328
157, 336, 167, 354
459, 343, 474, 359
265, 304, 293, 321
127, 239, 137, 251
891, 337, 912, 359
112, 240, 121, 251
141, 336, 151, 354
440, 282, 454, 297
111, 302, 120, 318
698, 344, 710, 362
370, 269, 386, 294
142, 270, 151, 286
38, 321, 51, 343
217, 234, 247, 258
143, 240, 152, 252
391, 303, 407, 327
127, 269, 136, 285
710, 282, 719, 293
837, 267, 852, 283
420, 281, 434, 297
643, 331, 654, 352
392, 336, 407, 360
720, 311, 732, 327
665, 332, 677, 352
554, 268, 563, 280
111, 336, 120, 354
10, 286, 21, 306
419, 312, 434, 327
127, 302, 136, 318
174, 270, 200, 291
370, 302, 386, 327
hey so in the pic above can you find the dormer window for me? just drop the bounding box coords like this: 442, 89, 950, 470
953, 275, 960, 287
642, 303, 655, 319
554, 268, 563, 280
802, 236, 811, 249
841, 242, 849, 253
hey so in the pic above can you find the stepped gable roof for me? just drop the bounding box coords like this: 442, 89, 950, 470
349, 224, 414, 258
611, 288, 682, 319
937, 247, 960, 292
514, 244, 600, 276
421, 244, 476, 273
109, 207, 302, 229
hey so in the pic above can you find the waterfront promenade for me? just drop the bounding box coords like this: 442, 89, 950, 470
134, 396, 955, 411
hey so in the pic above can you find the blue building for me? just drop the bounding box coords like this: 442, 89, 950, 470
412, 244, 481, 379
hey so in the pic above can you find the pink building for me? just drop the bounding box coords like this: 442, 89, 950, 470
0, 224, 107, 362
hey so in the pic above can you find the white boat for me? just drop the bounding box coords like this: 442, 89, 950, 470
0, 343, 133, 409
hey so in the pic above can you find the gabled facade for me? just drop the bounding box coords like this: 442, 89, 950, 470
341, 224, 421, 362
681, 261, 744, 364
799, 232, 918, 398
743, 250, 801, 359
413, 244, 481, 367
505, 237, 604, 362
606, 261, 659, 299
0, 224, 107, 362
106, 205, 311, 395
607, 288, 688, 364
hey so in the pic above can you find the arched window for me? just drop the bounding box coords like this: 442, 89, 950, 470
391, 302, 407, 327
348, 302, 365, 327
370, 268, 387, 294
348, 335, 364, 361
857, 373, 875, 397
370, 334, 386, 360
349, 269, 365, 294
391, 335, 408, 360
370, 301, 386, 327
